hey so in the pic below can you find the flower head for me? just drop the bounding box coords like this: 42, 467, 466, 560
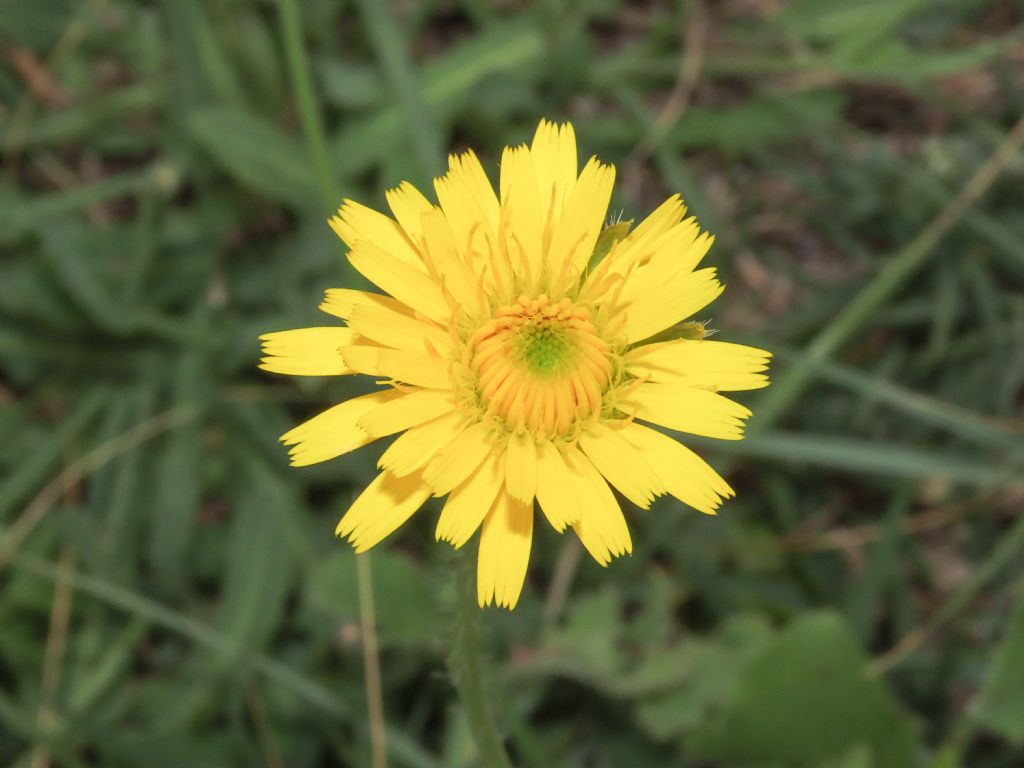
260, 119, 770, 609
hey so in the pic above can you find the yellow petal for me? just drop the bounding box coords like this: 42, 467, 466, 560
328, 199, 422, 267
620, 422, 733, 515
337, 470, 431, 553
346, 301, 453, 356
419, 207, 484, 314
436, 450, 503, 548
547, 156, 615, 286
534, 440, 579, 532
617, 194, 685, 254
620, 267, 724, 344
347, 241, 449, 324
423, 421, 494, 496
579, 422, 662, 509
530, 119, 577, 230
616, 230, 713, 305
626, 340, 771, 392
580, 198, 701, 303
452, 150, 500, 230
434, 150, 500, 259
378, 411, 468, 477
504, 432, 537, 504
477, 490, 533, 609
562, 447, 632, 565
499, 144, 543, 281
621, 383, 751, 440
597, 195, 687, 275
319, 288, 409, 321
258, 327, 355, 376
280, 389, 400, 467
357, 388, 455, 438
340, 346, 450, 388
385, 181, 434, 244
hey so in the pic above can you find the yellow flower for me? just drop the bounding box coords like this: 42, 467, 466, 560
260, 119, 770, 609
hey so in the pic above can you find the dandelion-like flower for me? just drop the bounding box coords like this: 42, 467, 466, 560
260, 119, 770, 609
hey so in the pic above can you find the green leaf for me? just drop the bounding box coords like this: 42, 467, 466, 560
306, 549, 439, 648
187, 106, 318, 207
104, 730, 234, 768
38, 223, 137, 334
598, 91, 844, 154
832, 37, 1014, 82
161, 0, 246, 107
694, 612, 918, 767
0, 391, 105, 520
13, 83, 164, 151
353, 0, 445, 179
212, 470, 294, 666
0, 167, 167, 240
541, 588, 623, 681
703, 430, 1020, 487
806, 352, 1024, 461
823, 744, 874, 768
148, 307, 210, 591
673, 92, 843, 153
973, 587, 1024, 742
0, 0, 75, 49
776, 0, 921, 40
331, 23, 543, 177
318, 59, 385, 109
632, 642, 741, 740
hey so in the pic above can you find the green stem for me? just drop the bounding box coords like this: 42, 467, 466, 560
450, 553, 515, 768
275, 0, 340, 211
356, 554, 388, 768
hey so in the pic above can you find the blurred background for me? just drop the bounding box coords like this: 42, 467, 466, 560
2, 0, 1024, 766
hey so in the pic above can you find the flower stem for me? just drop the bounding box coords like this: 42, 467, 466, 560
356, 553, 388, 768
450, 552, 515, 768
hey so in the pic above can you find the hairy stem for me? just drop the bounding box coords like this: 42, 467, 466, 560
450, 553, 515, 768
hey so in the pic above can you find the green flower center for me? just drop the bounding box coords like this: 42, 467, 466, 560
513, 321, 575, 377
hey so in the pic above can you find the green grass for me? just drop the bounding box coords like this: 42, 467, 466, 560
2, 0, 1024, 766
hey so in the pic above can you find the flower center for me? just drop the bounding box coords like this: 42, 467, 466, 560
467, 295, 613, 438
511, 321, 575, 377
